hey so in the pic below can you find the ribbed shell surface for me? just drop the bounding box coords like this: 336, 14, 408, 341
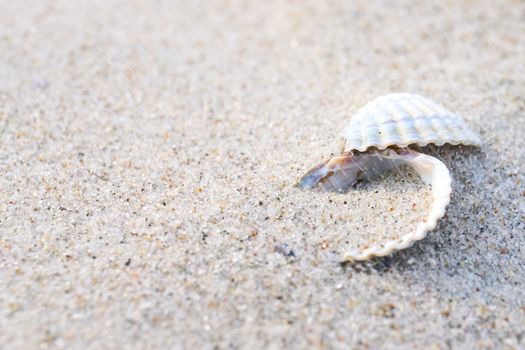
344, 93, 482, 152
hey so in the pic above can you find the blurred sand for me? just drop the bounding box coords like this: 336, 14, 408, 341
0, 0, 524, 348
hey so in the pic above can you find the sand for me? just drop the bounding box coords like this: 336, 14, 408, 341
1, 0, 524, 349
296, 166, 433, 252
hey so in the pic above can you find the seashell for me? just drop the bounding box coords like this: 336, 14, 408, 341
297, 93, 481, 262
344, 93, 482, 152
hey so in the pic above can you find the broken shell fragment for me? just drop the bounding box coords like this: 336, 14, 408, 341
298, 93, 481, 261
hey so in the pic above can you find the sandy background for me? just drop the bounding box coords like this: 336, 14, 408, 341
1, 0, 524, 349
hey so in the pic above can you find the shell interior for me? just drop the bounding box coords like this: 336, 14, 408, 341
341, 150, 452, 261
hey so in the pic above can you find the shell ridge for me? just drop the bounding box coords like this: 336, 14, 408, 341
344, 93, 481, 152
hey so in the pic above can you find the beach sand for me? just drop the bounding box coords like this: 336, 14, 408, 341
1, 0, 524, 348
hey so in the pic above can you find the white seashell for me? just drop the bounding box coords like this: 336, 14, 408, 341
344, 93, 481, 152
340, 149, 452, 261
297, 93, 481, 262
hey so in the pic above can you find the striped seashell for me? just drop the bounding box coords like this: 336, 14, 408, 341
297, 93, 482, 262
343, 93, 481, 153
